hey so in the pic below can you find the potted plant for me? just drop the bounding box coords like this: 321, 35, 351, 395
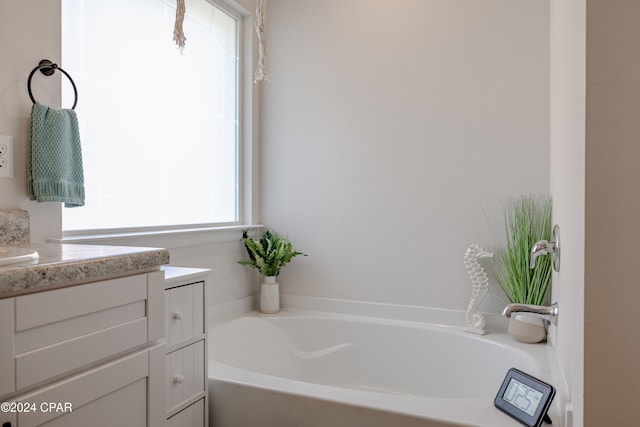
495, 194, 552, 343
238, 229, 307, 313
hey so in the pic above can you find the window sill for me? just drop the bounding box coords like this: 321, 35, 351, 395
50, 224, 264, 249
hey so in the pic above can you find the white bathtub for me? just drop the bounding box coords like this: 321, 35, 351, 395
208, 302, 566, 427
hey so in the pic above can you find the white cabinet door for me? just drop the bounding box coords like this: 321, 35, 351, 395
0, 270, 166, 427
14, 346, 164, 427
38, 379, 147, 427
11, 271, 164, 391
166, 340, 205, 413
167, 398, 205, 427
0, 298, 14, 397
165, 282, 204, 348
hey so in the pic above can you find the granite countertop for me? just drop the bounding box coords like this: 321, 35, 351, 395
0, 242, 170, 298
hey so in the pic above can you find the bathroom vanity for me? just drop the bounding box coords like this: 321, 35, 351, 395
0, 243, 170, 427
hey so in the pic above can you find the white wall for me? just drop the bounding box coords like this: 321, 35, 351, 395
0, 1, 63, 242
550, 0, 585, 425
261, 0, 550, 312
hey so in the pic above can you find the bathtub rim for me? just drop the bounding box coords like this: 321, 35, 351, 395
208, 294, 510, 332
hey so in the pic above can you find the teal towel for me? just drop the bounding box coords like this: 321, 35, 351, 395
27, 101, 85, 208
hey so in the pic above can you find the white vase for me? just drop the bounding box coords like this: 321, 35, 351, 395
508, 314, 547, 343
260, 276, 280, 314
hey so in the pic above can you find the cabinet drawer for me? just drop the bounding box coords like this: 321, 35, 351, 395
15, 348, 150, 427
165, 282, 204, 347
166, 340, 205, 413
167, 398, 205, 427
10, 271, 164, 391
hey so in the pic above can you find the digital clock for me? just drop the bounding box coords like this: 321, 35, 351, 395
494, 368, 555, 427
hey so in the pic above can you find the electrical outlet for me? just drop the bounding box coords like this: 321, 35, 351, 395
0, 135, 14, 178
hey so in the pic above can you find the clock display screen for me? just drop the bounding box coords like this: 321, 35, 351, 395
502, 378, 543, 416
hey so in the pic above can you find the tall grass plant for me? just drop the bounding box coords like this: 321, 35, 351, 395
495, 195, 552, 305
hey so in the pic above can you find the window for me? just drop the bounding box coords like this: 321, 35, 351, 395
61, 0, 240, 233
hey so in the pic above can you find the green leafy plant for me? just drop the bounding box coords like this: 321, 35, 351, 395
238, 229, 307, 277
495, 195, 552, 305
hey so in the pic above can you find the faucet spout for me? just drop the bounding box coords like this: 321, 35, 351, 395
502, 302, 559, 325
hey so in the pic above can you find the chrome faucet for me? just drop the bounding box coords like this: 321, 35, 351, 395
502, 302, 559, 325
530, 240, 557, 268
530, 224, 561, 272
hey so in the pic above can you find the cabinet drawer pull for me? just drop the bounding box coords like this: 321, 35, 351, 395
173, 373, 184, 384
172, 311, 183, 320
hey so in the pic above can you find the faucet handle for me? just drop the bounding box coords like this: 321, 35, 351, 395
530, 240, 557, 268
530, 224, 561, 272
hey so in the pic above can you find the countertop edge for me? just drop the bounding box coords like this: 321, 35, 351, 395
0, 244, 170, 298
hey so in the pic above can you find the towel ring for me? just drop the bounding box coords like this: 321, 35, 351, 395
27, 59, 78, 110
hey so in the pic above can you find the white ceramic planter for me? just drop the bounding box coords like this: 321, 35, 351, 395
260, 276, 280, 314
507, 314, 547, 343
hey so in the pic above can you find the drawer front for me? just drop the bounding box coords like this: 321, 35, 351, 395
166, 340, 205, 412
15, 349, 150, 427
16, 318, 148, 390
12, 271, 164, 391
15, 274, 147, 331
165, 282, 204, 347
167, 398, 205, 427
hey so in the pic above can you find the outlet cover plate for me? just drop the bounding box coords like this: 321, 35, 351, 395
0, 135, 14, 178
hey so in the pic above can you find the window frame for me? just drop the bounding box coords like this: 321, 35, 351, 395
57, 0, 258, 244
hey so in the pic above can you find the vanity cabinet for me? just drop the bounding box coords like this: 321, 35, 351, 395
162, 266, 209, 427
0, 271, 166, 427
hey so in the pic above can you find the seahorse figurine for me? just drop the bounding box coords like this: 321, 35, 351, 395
464, 244, 494, 335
